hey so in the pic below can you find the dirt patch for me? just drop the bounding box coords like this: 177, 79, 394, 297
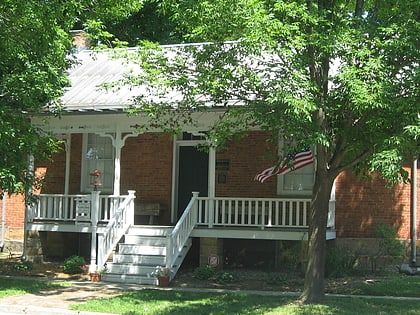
0, 254, 88, 281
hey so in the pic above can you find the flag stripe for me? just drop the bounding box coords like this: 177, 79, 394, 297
255, 148, 313, 183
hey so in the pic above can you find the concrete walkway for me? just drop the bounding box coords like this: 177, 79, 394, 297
1, 277, 420, 315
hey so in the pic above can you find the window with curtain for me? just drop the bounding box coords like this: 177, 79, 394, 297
82, 134, 114, 193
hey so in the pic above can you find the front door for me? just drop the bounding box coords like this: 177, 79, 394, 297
177, 146, 208, 219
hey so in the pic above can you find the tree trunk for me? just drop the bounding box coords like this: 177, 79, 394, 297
300, 168, 334, 304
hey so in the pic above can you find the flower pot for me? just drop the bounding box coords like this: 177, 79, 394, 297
157, 275, 170, 287
90, 273, 101, 282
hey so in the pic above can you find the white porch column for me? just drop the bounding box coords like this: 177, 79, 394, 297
208, 147, 216, 228
99, 128, 139, 197
208, 147, 216, 198
64, 135, 71, 195
89, 190, 100, 270
113, 128, 123, 196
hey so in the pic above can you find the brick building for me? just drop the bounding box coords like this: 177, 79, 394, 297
1, 47, 418, 283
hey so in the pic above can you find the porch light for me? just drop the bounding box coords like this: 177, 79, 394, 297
89, 169, 102, 191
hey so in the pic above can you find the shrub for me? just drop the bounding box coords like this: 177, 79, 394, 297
325, 246, 356, 278
374, 224, 405, 258
370, 224, 406, 273
193, 265, 217, 280
12, 260, 34, 272
215, 271, 236, 283
63, 255, 86, 274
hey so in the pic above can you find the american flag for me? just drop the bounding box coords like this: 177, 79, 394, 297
254, 148, 314, 183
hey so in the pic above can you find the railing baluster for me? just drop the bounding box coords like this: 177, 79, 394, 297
220, 200, 225, 224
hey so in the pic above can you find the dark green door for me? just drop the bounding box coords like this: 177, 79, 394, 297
177, 146, 208, 219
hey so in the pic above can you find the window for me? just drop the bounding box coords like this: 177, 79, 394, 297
277, 141, 314, 196
82, 134, 114, 193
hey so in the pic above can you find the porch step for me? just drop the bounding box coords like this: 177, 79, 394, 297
103, 273, 157, 285
102, 225, 191, 285
118, 244, 166, 256
112, 253, 165, 265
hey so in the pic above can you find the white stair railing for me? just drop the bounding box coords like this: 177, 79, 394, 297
97, 190, 136, 268
166, 192, 199, 274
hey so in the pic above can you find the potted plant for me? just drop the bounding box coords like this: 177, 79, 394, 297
82, 264, 107, 282
150, 266, 173, 287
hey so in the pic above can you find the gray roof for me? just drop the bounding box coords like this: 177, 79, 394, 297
59, 45, 244, 113
60, 49, 144, 112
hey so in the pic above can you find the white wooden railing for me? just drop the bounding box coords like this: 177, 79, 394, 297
166, 192, 199, 274
29, 193, 127, 222
97, 190, 135, 268
196, 197, 313, 229
165, 194, 335, 277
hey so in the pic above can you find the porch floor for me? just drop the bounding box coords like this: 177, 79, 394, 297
27, 222, 336, 241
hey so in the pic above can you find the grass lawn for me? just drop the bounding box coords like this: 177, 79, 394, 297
70, 289, 420, 315
0, 278, 65, 298
1, 274, 420, 314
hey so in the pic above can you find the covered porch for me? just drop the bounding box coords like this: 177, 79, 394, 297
26, 191, 335, 276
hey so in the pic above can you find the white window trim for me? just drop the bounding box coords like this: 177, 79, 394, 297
276, 139, 315, 196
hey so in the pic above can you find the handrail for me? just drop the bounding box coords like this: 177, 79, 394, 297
166, 192, 199, 274
97, 190, 136, 268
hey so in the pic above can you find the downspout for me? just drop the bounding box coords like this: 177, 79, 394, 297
411, 157, 418, 266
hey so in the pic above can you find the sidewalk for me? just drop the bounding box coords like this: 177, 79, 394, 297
1, 277, 420, 315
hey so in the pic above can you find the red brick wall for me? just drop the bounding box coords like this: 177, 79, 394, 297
215, 131, 278, 197
36, 142, 66, 194
121, 133, 173, 223
335, 167, 418, 239
4, 194, 25, 228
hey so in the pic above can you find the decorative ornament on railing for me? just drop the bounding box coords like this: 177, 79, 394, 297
89, 169, 102, 191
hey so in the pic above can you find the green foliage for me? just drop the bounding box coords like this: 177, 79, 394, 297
325, 247, 357, 278
113, 0, 418, 302
0, 0, 142, 193
215, 271, 237, 283
63, 255, 86, 274
106, 1, 181, 45
12, 260, 34, 272
192, 265, 237, 283
193, 265, 217, 280
374, 224, 406, 258
368, 224, 406, 273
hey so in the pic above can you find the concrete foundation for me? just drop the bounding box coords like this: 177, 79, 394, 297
199, 237, 223, 268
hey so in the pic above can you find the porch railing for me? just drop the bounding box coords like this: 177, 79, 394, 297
196, 197, 313, 229
165, 194, 334, 278
97, 190, 135, 268
29, 193, 127, 222
166, 192, 199, 274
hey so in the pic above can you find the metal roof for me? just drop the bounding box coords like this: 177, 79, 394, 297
60, 49, 143, 112
59, 44, 247, 114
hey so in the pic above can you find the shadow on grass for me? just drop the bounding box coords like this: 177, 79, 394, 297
71, 289, 420, 315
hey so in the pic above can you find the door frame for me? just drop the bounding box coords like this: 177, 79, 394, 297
172, 139, 205, 223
